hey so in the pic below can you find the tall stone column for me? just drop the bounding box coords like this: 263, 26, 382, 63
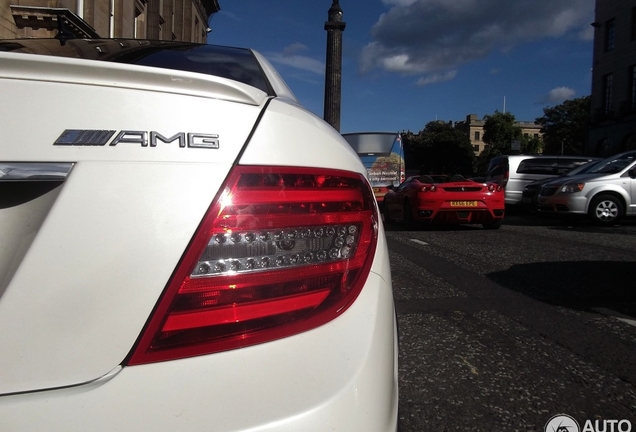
323, 0, 346, 132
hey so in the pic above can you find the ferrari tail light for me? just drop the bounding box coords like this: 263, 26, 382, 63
127, 166, 378, 365
488, 183, 503, 192
421, 185, 437, 192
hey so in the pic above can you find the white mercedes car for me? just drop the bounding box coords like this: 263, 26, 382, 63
0, 39, 398, 431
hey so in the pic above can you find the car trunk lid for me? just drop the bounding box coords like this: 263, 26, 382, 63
0, 51, 267, 394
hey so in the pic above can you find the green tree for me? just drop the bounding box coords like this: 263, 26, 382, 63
401, 130, 426, 172
476, 111, 535, 174
403, 122, 474, 176
522, 135, 543, 154
482, 111, 522, 153
535, 96, 590, 155
420, 121, 474, 175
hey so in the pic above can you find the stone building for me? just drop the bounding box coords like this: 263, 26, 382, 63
455, 114, 542, 155
588, 0, 636, 156
1, 0, 220, 42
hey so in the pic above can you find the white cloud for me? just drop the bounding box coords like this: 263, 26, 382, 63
578, 25, 595, 41
283, 43, 309, 56
267, 44, 324, 76
218, 10, 240, 22
546, 86, 576, 103
416, 70, 457, 86
361, 0, 594, 78
381, 0, 418, 6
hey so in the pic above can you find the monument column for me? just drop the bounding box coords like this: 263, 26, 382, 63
323, 0, 346, 132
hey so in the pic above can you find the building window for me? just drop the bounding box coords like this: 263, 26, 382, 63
534, 134, 539, 139
524, 133, 529, 139
605, 19, 616, 52
474, 131, 480, 141
473, 144, 480, 152
603, 73, 613, 114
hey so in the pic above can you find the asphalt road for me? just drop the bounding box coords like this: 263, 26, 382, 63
387, 212, 636, 431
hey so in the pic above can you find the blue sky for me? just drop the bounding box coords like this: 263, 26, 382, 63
208, 0, 595, 134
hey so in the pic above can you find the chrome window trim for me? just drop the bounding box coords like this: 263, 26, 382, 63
0, 162, 74, 181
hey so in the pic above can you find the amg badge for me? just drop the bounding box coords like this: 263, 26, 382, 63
54, 130, 219, 149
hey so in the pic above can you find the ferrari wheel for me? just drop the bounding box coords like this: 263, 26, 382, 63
403, 201, 414, 229
383, 202, 393, 224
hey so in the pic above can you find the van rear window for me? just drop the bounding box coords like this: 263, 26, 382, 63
486, 157, 506, 174
517, 159, 557, 175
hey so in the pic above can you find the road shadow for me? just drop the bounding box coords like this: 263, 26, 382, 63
382, 221, 483, 232
383, 213, 636, 233
487, 261, 636, 318
503, 212, 636, 234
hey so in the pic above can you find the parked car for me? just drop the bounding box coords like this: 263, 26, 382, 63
537, 150, 636, 225
384, 174, 505, 229
0, 39, 398, 431
521, 159, 602, 212
486, 155, 599, 206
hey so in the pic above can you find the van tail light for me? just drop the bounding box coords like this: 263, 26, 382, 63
502, 169, 509, 187
127, 166, 378, 365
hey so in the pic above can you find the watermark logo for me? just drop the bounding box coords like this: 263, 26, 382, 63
545, 414, 633, 432
545, 414, 580, 432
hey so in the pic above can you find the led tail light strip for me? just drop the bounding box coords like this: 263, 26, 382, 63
128, 166, 378, 365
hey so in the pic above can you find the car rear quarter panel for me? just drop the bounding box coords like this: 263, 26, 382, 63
239, 98, 365, 174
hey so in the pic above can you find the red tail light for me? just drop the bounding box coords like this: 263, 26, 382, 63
487, 183, 503, 192
127, 166, 378, 365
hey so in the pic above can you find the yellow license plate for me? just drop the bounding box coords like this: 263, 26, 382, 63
450, 201, 478, 207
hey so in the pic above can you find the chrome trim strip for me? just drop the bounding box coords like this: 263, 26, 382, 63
0, 162, 74, 181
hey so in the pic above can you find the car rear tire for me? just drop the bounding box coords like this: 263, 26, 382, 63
403, 200, 414, 229
482, 219, 503, 230
383, 202, 393, 224
588, 194, 623, 225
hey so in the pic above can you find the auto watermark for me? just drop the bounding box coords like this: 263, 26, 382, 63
545, 414, 633, 432
545, 414, 580, 432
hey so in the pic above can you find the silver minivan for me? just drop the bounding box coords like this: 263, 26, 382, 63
537, 150, 636, 225
486, 155, 599, 206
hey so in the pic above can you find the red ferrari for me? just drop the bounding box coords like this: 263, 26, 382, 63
383, 175, 505, 229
